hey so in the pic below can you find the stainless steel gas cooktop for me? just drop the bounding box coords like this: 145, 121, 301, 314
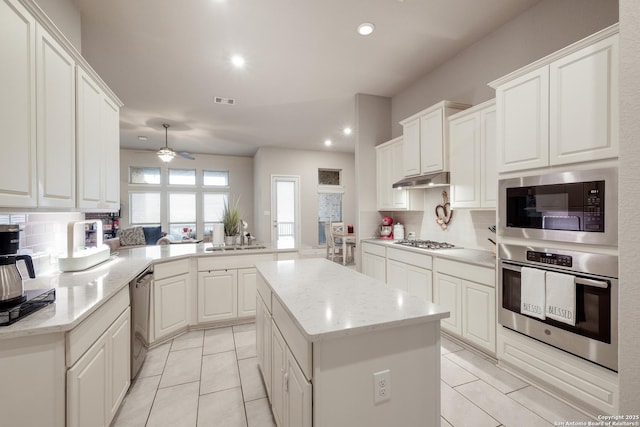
394, 240, 458, 250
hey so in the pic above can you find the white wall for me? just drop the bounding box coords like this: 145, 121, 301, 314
253, 147, 356, 249
618, 0, 640, 414
354, 93, 392, 257
34, 0, 82, 51
119, 149, 254, 238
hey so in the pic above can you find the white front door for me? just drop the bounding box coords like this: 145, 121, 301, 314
271, 175, 300, 249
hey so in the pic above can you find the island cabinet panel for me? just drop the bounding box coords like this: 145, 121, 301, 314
285, 347, 312, 427
312, 322, 440, 427
271, 323, 288, 427
256, 292, 272, 399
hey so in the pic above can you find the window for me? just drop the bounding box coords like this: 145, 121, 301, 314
169, 169, 196, 185
203, 170, 229, 187
169, 192, 196, 236
130, 167, 161, 184
203, 193, 228, 236
318, 192, 342, 244
130, 192, 161, 224
318, 169, 341, 186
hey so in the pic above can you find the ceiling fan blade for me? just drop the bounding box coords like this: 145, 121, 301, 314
177, 151, 195, 160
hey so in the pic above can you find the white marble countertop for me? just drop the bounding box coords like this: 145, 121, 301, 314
362, 238, 496, 268
255, 258, 450, 342
0, 243, 296, 340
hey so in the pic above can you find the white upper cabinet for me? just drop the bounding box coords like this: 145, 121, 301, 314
0, 0, 122, 211
492, 26, 618, 173
495, 68, 549, 172
549, 35, 618, 165
36, 24, 76, 208
449, 99, 497, 209
77, 66, 121, 210
0, 0, 37, 207
375, 137, 424, 211
399, 101, 470, 177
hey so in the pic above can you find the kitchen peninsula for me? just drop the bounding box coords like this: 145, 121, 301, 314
255, 258, 449, 427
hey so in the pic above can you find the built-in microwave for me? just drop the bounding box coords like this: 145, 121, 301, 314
498, 168, 618, 246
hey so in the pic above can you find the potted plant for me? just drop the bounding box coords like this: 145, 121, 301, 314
222, 196, 241, 245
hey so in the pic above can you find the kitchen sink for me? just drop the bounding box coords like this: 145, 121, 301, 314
206, 245, 267, 252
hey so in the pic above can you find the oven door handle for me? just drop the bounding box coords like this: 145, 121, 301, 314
578, 278, 609, 289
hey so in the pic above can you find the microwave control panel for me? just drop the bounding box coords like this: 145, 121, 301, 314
526, 251, 573, 268
583, 181, 604, 231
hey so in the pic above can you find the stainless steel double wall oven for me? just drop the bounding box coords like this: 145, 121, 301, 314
497, 167, 618, 371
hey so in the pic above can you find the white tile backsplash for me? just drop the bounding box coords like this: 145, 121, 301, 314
382, 189, 496, 251
0, 211, 83, 275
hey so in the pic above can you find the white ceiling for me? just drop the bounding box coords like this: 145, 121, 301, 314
72, 0, 539, 157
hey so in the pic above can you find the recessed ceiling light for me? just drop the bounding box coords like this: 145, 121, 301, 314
357, 23, 375, 36
138, 136, 148, 141
231, 55, 245, 68
343, 127, 352, 135
324, 139, 332, 146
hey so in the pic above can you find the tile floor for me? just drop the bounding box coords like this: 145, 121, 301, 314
113, 323, 594, 427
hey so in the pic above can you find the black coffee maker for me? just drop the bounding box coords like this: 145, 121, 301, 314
0, 224, 35, 308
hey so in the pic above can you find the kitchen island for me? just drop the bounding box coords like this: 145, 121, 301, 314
255, 258, 449, 427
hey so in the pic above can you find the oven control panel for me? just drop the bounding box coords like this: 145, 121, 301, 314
526, 250, 573, 268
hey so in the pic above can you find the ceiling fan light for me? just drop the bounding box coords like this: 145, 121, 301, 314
157, 147, 176, 162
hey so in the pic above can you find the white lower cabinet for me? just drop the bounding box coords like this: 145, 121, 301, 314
271, 323, 288, 427
462, 280, 496, 351
67, 332, 108, 427
154, 273, 190, 340
198, 269, 238, 322
385, 247, 432, 302
284, 346, 312, 427
256, 293, 272, 399
434, 258, 496, 354
152, 259, 191, 342
67, 291, 130, 427
434, 273, 462, 336
270, 322, 312, 427
238, 267, 258, 317
361, 242, 386, 282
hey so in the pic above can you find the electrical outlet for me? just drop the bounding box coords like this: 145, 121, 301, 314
373, 369, 391, 404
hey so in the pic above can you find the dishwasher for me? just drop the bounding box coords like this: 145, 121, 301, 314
130, 267, 153, 379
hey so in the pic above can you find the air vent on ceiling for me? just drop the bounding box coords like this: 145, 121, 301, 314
214, 96, 236, 105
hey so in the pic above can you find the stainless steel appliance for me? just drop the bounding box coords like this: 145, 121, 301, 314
498, 243, 618, 371
130, 267, 152, 379
498, 167, 617, 246
0, 224, 20, 255
395, 240, 457, 250
0, 255, 36, 305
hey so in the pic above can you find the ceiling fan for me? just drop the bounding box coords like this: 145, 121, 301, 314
157, 123, 195, 162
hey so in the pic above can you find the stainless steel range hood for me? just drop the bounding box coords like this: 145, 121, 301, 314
392, 172, 450, 189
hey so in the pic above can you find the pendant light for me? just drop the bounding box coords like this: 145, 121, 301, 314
157, 124, 176, 162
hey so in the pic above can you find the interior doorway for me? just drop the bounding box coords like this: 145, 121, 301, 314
271, 175, 300, 249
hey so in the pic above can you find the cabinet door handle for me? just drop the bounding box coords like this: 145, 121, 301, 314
284, 371, 289, 393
